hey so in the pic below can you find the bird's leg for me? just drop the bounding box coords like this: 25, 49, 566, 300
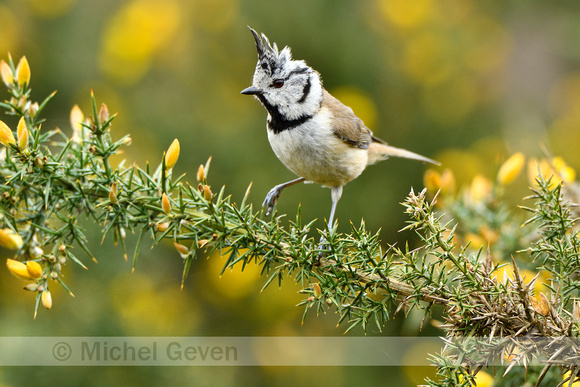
262, 177, 305, 216
327, 186, 343, 233
318, 186, 343, 251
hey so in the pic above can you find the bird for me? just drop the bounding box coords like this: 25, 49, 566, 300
241, 27, 439, 233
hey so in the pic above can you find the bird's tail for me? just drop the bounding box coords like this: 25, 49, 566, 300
368, 141, 440, 166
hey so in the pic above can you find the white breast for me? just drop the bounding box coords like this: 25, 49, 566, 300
267, 106, 368, 187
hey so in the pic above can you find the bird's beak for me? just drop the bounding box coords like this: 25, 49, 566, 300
241, 86, 261, 95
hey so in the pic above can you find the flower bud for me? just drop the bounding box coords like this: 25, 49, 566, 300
161, 193, 171, 214
109, 182, 118, 204
25, 261, 43, 279
0, 120, 15, 147
539, 292, 550, 317
529, 296, 542, 315
41, 290, 52, 309
165, 139, 180, 170
28, 102, 39, 118
16, 56, 30, 87
174, 242, 190, 258
23, 283, 38, 292
156, 222, 169, 232
17, 117, 28, 150
312, 283, 322, 298
196, 164, 205, 183
0, 59, 13, 86
0, 228, 23, 249
203, 185, 212, 201
197, 239, 209, 248
99, 103, 109, 124
6, 258, 32, 280
497, 152, 525, 185
29, 245, 43, 259
34, 157, 44, 168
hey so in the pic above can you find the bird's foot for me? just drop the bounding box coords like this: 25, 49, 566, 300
315, 235, 329, 263
262, 185, 283, 216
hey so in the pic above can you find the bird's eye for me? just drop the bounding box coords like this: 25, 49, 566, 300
273, 79, 284, 88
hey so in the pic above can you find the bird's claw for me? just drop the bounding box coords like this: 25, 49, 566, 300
262, 186, 282, 216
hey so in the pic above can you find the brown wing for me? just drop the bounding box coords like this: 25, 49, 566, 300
324, 90, 372, 149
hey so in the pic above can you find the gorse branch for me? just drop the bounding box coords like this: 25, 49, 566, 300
3, 54, 580, 386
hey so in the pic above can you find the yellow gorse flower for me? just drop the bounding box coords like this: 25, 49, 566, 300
497, 152, 525, 185
469, 175, 492, 203
0, 228, 23, 249
16, 56, 30, 87
161, 193, 171, 214
41, 290, 52, 309
528, 157, 576, 188
165, 139, 180, 170
17, 117, 28, 150
552, 156, 576, 183
25, 261, 43, 279
563, 370, 580, 386
70, 105, 85, 143
0, 59, 13, 86
196, 164, 205, 183
6, 259, 31, 280
109, 182, 118, 205
0, 120, 15, 147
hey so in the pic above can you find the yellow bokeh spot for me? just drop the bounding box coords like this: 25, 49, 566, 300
403, 32, 454, 86
469, 175, 492, 203
552, 156, 576, 183
423, 168, 456, 197
379, 0, 435, 29
473, 371, 495, 387
0, 6, 20, 55
401, 340, 440, 385
493, 265, 549, 297
207, 249, 262, 300
564, 371, 580, 386
110, 272, 200, 335
527, 158, 575, 188
330, 86, 378, 130
435, 149, 486, 189
497, 152, 525, 186
100, 0, 182, 84
25, 0, 76, 18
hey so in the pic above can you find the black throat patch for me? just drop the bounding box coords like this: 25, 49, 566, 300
256, 94, 313, 134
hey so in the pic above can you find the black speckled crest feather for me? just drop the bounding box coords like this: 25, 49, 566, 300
248, 26, 288, 76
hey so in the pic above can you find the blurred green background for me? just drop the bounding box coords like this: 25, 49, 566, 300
1, 0, 580, 385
